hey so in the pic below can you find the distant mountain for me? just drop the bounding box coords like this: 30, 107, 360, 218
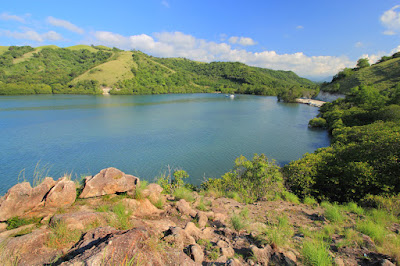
0, 45, 317, 96
321, 54, 400, 94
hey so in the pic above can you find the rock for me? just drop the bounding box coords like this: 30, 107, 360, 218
217, 240, 229, 248
214, 212, 227, 223
50, 211, 104, 230
122, 198, 140, 210
59, 226, 194, 265
187, 244, 204, 263
176, 199, 197, 217
221, 247, 235, 258
163, 226, 196, 250
132, 198, 163, 217
141, 183, 163, 202
250, 245, 272, 265
45, 177, 76, 208
380, 259, 395, 266
0, 228, 60, 265
0, 224, 35, 240
79, 167, 139, 198
334, 257, 345, 266
0, 178, 56, 221
184, 222, 202, 241
141, 219, 176, 235
0, 222, 7, 232
227, 258, 243, 265
271, 251, 297, 266
196, 211, 208, 228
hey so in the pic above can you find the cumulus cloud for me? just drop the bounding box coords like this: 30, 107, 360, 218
2, 29, 64, 42
296, 25, 304, 30
47, 16, 84, 34
0, 12, 25, 23
228, 36, 257, 46
381, 5, 400, 35
92, 30, 355, 78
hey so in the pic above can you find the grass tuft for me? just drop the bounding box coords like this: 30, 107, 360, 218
173, 187, 195, 202
302, 239, 332, 266
46, 221, 81, 249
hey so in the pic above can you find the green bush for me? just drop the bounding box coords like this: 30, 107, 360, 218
308, 118, 327, 128
202, 154, 284, 203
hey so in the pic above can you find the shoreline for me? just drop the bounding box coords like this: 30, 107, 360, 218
295, 98, 326, 107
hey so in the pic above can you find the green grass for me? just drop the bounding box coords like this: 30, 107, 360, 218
109, 202, 132, 230
65, 45, 99, 52
356, 219, 387, 245
173, 187, 195, 202
231, 214, 245, 231
262, 214, 294, 247
95, 204, 111, 212
134, 180, 149, 200
322, 56, 400, 93
282, 191, 300, 204
152, 198, 164, 209
6, 217, 41, 230
323, 203, 345, 223
197, 239, 220, 260
46, 221, 81, 249
302, 239, 332, 266
345, 202, 364, 215
303, 196, 318, 206
72, 51, 135, 86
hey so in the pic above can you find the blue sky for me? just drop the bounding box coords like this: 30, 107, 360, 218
1, 0, 399, 80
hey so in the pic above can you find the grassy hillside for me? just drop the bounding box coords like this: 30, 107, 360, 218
0, 45, 317, 96
72, 51, 135, 86
321, 55, 400, 93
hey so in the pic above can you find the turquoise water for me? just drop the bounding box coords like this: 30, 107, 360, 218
0, 93, 330, 194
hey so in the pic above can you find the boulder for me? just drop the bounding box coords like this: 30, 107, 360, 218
141, 183, 163, 202
50, 211, 104, 230
0, 177, 56, 221
176, 199, 197, 217
250, 245, 273, 265
0, 228, 60, 265
0, 222, 7, 232
79, 167, 139, 198
196, 211, 208, 228
122, 198, 164, 217
60, 226, 196, 265
45, 177, 76, 208
184, 222, 202, 241
163, 226, 196, 249
187, 244, 204, 263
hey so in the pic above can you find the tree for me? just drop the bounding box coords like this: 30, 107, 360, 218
356, 58, 370, 69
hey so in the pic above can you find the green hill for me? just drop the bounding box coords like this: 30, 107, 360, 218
0, 45, 317, 96
321, 54, 400, 94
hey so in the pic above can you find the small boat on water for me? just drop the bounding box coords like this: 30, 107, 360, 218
225, 94, 235, 98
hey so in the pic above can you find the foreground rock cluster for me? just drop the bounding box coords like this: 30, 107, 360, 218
0, 167, 397, 265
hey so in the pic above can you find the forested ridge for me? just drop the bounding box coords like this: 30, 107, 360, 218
0, 45, 317, 96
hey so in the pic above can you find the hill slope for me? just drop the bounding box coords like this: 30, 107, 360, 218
321, 55, 400, 94
0, 45, 317, 96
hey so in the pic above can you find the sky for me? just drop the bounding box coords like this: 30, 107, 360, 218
0, 0, 400, 80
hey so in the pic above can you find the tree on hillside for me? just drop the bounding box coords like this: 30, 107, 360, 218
356, 58, 370, 69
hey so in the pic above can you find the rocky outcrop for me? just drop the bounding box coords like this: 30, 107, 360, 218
45, 177, 76, 208
58, 226, 196, 265
79, 167, 139, 198
0, 177, 75, 221
50, 211, 105, 230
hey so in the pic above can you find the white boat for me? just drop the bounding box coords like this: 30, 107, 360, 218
229, 94, 235, 98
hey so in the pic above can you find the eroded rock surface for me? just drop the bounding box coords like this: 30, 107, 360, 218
79, 167, 139, 198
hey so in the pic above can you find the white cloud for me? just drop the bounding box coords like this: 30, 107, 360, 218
296, 25, 304, 30
355, 42, 363, 48
228, 36, 256, 46
92, 30, 354, 78
2, 29, 64, 42
47, 16, 84, 34
161, 0, 170, 8
0, 12, 25, 23
381, 5, 400, 35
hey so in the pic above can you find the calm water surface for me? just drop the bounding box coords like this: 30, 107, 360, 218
0, 93, 330, 194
